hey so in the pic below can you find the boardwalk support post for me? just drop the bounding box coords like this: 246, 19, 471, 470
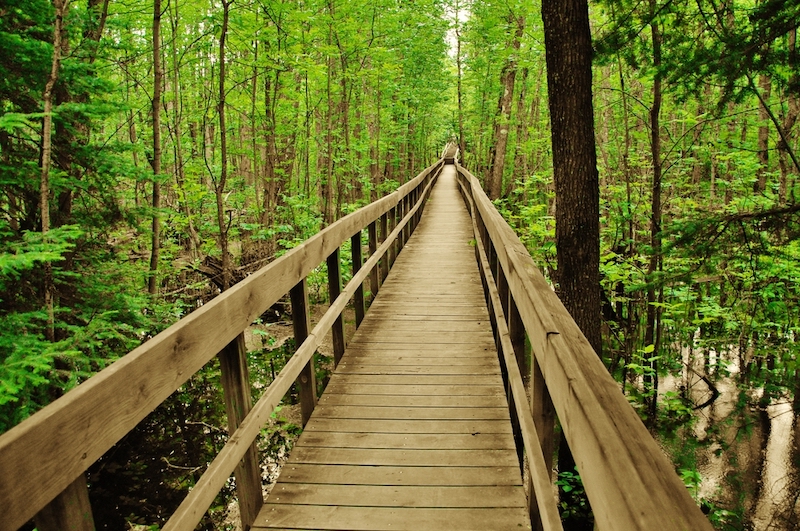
218, 333, 263, 529
34, 475, 94, 531
379, 213, 389, 282
351, 231, 366, 327
368, 221, 379, 297
327, 248, 346, 365
290, 279, 316, 426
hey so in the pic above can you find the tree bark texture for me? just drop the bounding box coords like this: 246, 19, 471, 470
41, 0, 70, 341
488, 12, 524, 200
644, 7, 663, 423
215, 0, 232, 290
148, 0, 163, 294
541, 0, 601, 356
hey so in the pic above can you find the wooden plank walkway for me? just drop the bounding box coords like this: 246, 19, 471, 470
253, 166, 531, 531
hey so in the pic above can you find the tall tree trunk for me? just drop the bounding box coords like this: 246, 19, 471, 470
322, 11, 335, 226
250, 23, 260, 221
215, 0, 232, 290
169, 0, 200, 260
542, 0, 600, 520
455, 0, 466, 159
542, 0, 601, 353
644, 6, 663, 424
369, 72, 381, 202
41, 0, 70, 341
487, 11, 524, 200
52, 0, 108, 229
779, 28, 799, 202
756, 73, 771, 192
510, 66, 529, 195
148, 0, 163, 294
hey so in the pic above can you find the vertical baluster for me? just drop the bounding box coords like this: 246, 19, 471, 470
219, 333, 263, 529
327, 249, 346, 366
532, 354, 555, 483
368, 221, 379, 298
290, 279, 316, 426
380, 213, 389, 282
398, 197, 407, 251
352, 231, 365, 327
34, 475, 94, 531
389, 206, 397, 267
497, 263, 510, 318
406, 194, 413, 236
508, 295, 527, 377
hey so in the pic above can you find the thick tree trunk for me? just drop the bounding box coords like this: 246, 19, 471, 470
148, 0, 163, 294
487, 12, 524, 200
542, 0, 601, 354
542, 1, 600, 520
41, 0, 70, 341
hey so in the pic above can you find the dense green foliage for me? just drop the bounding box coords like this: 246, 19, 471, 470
0, 0, 454, 433
3, 0, 800, 527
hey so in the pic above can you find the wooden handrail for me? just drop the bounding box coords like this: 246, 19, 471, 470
455, 164, 713, 531
0, 160, 442, 531
459, 178, 564, 531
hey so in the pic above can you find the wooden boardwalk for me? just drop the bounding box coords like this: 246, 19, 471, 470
253, 166, 531, 530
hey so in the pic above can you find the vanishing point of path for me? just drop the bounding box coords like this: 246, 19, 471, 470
252, 166, 531, 530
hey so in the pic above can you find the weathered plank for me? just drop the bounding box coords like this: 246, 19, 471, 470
255, 506, 531, 531
320, 383, 503, 396
265, 484, 525, 507
286, 447, 520, 467
304, 418, 514, 434
276, 464, 522, 486
310, 405, 508, 420
318, 394, 506, 408
324, 374, 501, 385
295, 431, 515, 450
337, 355, 497, 365
332, 364, 500, 375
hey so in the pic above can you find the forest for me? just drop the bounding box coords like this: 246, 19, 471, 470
1, 0, 800, 529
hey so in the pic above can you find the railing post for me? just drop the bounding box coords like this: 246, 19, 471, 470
497, 267, 523, 471
327, 249, 346, 366
351, 231, 365, 327
398, 198, 407, 251
368, 221, 379, 298
508, 295, 527, 377
290, 279, 317, 426
380, 212, 389, 282
498, 263, 510, 318
531, 354, 555, 482
389, 206, 398, 267
218, 333, 263, 529
34, 475, 94, 531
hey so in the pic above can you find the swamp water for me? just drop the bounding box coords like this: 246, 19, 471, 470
661, 346, 800, 530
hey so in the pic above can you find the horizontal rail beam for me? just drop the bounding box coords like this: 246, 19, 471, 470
462, 183, 563, 531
